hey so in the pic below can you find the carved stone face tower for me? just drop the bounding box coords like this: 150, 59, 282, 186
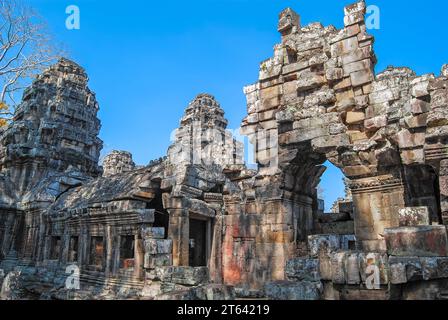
0, 58, 103, 194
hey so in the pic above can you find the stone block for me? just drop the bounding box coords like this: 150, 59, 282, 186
388, 256, 422, 284
343, 59, 371, 77
311, 134, 350, 153
137, 209, 155, 223
344, 11, 365, 27
401, 278, 448, 300
442, 64, 448, 77
420, 257, 448, 280
264, 281, 322, 300
364, 115, 387, 130
326, 68, 344, 81
345, 252, 361, 284
308, 234, 341, 257
344, 1, 366, 16
400, 148, 425, 165
317, 251, 332, 282
331, 252, 347, 284
431, 89, 448, 108
285, 258, 320, 281
319, 221, 355, 235
296, 72, 326, 91
259, 85, 282, 100
410, 98, 430, 114
193, 284, 236, 300
411, 79, 430, 98
155, 266, 209, 286
384, 226, 448, 257
144, 253, 172, 269
398, 207, 430, 227
141, 227, 165, 239
395, 129, 425, 149
403, 114, 427, 129
346, 111, 365, 124
350, 69, 374, 87
341, 47, 371, 65
144, 239, 173, 255
331, 36, 359, 56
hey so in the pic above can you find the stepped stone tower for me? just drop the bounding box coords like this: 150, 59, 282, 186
0, 58, 103, 196
102, 150, 135, 177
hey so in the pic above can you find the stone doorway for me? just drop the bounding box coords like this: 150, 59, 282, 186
189, 218, 207, 267
404, 164, 442, 224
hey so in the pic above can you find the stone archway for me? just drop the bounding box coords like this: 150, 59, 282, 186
240, 3, 448, 256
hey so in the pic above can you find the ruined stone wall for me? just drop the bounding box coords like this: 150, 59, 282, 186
239, 0, 447, 257
1, 1, 448, 300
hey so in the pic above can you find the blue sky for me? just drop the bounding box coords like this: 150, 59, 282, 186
28, 0, 448, 211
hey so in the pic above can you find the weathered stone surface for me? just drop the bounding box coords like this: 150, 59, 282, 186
399, 207, 430, 227
308, 234, 340, 257
1, 1, 448, 301
331, 252, 347, 284
102, 151, 135, 177
155, 267, 209, 286
144, 254, 172, 269
319, 221, 355, 235
385, 226, 448, 257
141, 227, 165, 239
285, 258, 320, 281
264, 281, 322, 300
193, 284, 236, 300
420, 257, 448, 281
144, 239, 173, 255
442, 64, 448, 77
388, 256, 422, 284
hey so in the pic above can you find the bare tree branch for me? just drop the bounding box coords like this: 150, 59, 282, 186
0, 0, 62, 125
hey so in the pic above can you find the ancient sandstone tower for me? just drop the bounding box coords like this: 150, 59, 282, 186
0, 1, 448, 300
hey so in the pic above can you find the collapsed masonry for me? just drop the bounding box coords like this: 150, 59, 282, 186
1, 0, 448, 300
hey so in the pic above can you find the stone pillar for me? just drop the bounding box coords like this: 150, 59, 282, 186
111, 233, 120, 276
79, 223, 89, 266
134, 234, 144, 280
168, 209, 189, 266
105, 225, 113, 277
209, 215, 223, 283
350, 174, 406, 252
439, 159, 448, 225
61, 233, 70, 264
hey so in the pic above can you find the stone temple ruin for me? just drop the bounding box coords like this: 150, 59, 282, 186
1, 1, 448, 300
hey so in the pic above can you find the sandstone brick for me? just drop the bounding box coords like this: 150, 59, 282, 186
399, 207, 430, 227
346, 111, 365, 124
385, 226, 448, 257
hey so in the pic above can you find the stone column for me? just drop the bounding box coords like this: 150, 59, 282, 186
61, 233, 70, 264
350, 174, 405, 252
134, 234, 144, 280
168, 209, 189, 266
440, 159, 448, 225
79, 222, 89, 267
105, 225, 113, 277
209, 215, 223, 283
